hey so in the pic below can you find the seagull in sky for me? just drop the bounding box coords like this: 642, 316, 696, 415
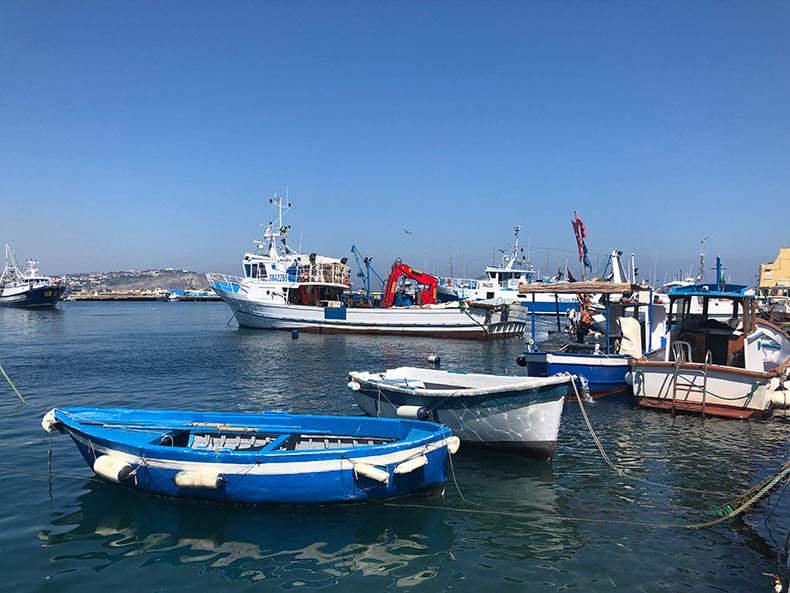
402, 228, 413, 235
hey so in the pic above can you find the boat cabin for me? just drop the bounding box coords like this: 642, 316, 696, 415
661, 276, 790, 376
664, 283, 757, 368
484, 265, 534, 290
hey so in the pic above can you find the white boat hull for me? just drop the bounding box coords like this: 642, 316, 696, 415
348, 369, 571, 460
213, 284, 525, 339
355, 393, 564, 458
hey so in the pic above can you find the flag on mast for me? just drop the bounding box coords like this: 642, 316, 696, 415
572, 211, 592, 272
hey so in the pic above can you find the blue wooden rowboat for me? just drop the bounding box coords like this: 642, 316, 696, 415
42, 407, 460, 504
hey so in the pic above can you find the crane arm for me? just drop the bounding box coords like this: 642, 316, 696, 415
382, 261, 438, 308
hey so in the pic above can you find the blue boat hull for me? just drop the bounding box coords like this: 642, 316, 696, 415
46, 408, 454, 505
0, 284, 64, 308
436, 294, 578, 316
520, 352, 631, 395
518, 300, 579, 315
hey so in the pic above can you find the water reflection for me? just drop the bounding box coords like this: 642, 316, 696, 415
430, 448, 590, 563
39, 483, 456, 587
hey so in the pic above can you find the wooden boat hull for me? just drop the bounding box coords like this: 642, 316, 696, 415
44, 408, 456, 504
348, 369, 571, 461
630, 360, 775, 419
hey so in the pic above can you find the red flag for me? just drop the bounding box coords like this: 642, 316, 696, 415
573, 211, 587, 238
572, 211, 587, 262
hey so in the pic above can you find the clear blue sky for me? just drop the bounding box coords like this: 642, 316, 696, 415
1, 2, 788, 284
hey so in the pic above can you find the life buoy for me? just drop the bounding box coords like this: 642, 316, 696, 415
299, 272, 309, 282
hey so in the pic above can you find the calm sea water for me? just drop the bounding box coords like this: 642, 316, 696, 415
0, 302, 788, 593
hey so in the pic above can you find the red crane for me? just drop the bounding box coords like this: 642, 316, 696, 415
382, 260, 438, 308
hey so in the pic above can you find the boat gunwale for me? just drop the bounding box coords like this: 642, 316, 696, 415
349, 369, 572, 398
629, 355, 790, 379
52, 408, 449, 464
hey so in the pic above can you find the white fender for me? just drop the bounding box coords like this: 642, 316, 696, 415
770, 391, 789, 409
394, 455, 428, 475
41, 409, 60, 433
353, 463, 389, 484
445, 436, 461, 455
174, 471, 226, 489
346, 380, 361, 391
93, 455, 134, 483
396, 405, 429, 420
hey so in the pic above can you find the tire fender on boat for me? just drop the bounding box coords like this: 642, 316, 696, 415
93, 455, 134, 483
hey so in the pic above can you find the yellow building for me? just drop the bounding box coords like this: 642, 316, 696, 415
759, 248, 790, 295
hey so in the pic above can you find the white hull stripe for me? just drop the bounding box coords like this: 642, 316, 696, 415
69, 432, 448, 476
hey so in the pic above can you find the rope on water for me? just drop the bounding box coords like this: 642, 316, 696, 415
383, 459, 790, 532
568, 374, 626, 476
0, 364, 26, 405
0, 464, 104, 484
440, 425, 474, 505
570, 369, 790, 528
382, 501, 688, 530
686, 460, 790, 530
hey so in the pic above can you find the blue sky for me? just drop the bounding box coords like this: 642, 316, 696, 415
1, 2, 788, 284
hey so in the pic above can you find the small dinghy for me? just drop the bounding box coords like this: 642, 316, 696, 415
42, 408, 460, 504
347, 368, 573, 461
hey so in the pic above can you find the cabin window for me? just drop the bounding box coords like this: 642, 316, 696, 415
244, 264, 251, 278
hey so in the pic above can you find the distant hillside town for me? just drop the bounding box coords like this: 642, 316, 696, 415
63, 268, 211, 294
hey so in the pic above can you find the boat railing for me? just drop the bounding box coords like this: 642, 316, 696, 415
295, 263, 350, 286
206, 273, 243, 290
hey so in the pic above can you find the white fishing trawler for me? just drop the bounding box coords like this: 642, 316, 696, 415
437, 226, 630, 315
0, 244, 65, 308
436, 226, 563, 311
207, 196, 525, 339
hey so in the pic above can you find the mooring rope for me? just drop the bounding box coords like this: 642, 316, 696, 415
567, 374, 626, 476
0, 364, 26, 405
381, 501, 688, 530
567, 371, 790, 527
439, 425, 473, 505
0, 464, 104, 484
686, 461, 790, 530
567, 373, 742, 497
